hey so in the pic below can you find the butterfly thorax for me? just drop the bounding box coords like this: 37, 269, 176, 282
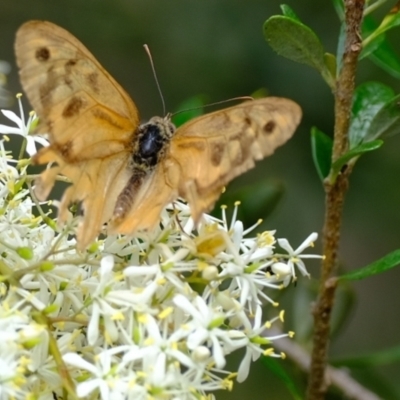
132, 116, 176, 171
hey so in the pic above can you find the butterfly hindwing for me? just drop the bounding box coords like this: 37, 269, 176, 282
167, 98, 302, 221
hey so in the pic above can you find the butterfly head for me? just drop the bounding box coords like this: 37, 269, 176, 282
142, 116, 176, 139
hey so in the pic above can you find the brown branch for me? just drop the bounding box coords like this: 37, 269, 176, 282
306, 1, 365, 399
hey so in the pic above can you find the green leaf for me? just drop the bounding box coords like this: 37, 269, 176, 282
280, 4, 301, 21
361, 29, 385, 59
261, 357, 303, 400
330, 140, 383, 182
360, 14, 391, 59
337, 11, 400, 78
366, 92, 400, 141
363, 6, 400, 54
263, 16, 334, 88
172, 95, 207, 127
359, 13, 400, 78
311, 127, 332, 181
349, 82, 395, 147
369, 39, 400, 79
332, 0, 345, 21
338, 248, 400, 282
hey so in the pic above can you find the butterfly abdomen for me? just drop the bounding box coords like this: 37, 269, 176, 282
113, 169, 146, 222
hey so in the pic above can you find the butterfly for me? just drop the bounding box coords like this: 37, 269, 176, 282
15, 20, 302, 250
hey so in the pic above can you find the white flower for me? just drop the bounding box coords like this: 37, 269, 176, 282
277, 232, 320, 281
63, 350, 130, 399
0, 94, 48, 156
173, 294, 238, 369
0, 122, 322, 398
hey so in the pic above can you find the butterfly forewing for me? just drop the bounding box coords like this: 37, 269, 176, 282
15, 20, 139, 161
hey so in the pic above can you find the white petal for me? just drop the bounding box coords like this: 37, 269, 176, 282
211, 335, 226, 368
100, 255, 114, 275
277, 238, 293, 253
237, 348, 252, 382
295, 232, 318, 254
63, 353, 98, 374
87, 303, 100, 345
0, 125, 22, 134
1, 110, 22, 128
25, 138, 37, 156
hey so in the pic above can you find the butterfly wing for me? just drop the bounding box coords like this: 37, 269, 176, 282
15, 20, 139, 249
165, 97, 302, 221
15, 20, 139, 160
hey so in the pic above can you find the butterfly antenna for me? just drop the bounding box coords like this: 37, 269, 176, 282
171, 96, 254, 117
144, 44, 166, 116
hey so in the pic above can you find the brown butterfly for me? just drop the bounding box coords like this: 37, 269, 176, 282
15, 20, 302, 250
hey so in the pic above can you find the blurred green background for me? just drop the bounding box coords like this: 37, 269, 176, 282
1, 0, 400, 398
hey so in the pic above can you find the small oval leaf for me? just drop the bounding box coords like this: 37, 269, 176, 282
366, 93, 400, 141
349, 82, 395, 147
264, 16, 325, 71
330, 140, 383, 182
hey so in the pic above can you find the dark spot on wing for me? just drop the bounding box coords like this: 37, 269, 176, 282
228, 130, 253, 165
92, 109, 124, 129
36, 47, 50, 62
64, 60, 77, 88
55, 140, 73, 159
86, 72, 99, 93
177, 140, 206, 151
64, 76, 73, 88
210, 142, 225, 166
263, 120, 276, 134
46, 120, 53, 133
62, 96, 84, 118
65, 59, 77, 68
39, 66, 58, 108
244, 117, 252, 126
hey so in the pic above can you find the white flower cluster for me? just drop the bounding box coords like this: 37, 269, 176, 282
0, 96, 321, 400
